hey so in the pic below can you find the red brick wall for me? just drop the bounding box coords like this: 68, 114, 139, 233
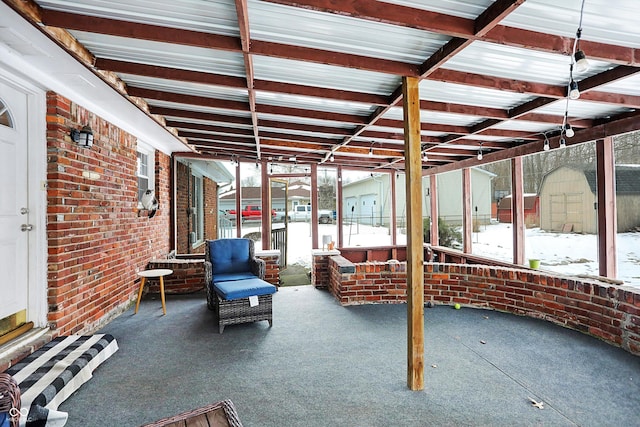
146, 258, 205, 294
175, 164, 219, 254
327, 256, 640, 356
175, 161, 190, 253
46, 92, 172, 335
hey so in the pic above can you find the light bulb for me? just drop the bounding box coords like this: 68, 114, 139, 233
565, 123, 575, 138
477, 150, 483, 160
422, 152, 428, 162
329, 153, 335, 162
543, 140, 550, 151
559, 137, 566, 149
574, 50, 590, 73
568, 80, 580, 100
368, 147, 373, 156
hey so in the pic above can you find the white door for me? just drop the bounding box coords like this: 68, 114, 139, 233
0, 80, 29, 322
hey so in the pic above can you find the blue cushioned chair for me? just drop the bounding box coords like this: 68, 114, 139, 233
204, 239, 275, 333
204, 238, 266, 309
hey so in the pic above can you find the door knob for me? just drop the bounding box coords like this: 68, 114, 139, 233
20, 207, 29, 215
21, 224, 33, 232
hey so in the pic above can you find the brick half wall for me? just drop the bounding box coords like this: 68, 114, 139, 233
327, 256, 640, 356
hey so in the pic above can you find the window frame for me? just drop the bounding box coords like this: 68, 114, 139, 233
136, 140, 155, 209
191, 172, 204, 247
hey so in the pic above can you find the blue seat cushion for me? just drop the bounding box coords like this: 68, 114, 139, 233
213, 278, 277, 301
208, 239, 251, 275
213, 272, 257, 283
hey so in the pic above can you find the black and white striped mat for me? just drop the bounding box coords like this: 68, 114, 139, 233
5, 334, 118, 427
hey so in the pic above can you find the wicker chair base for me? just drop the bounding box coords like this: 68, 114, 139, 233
215, 294, 273, 334
140, 399, 243, 427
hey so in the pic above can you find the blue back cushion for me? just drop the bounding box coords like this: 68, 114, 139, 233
209, 239, 251, 275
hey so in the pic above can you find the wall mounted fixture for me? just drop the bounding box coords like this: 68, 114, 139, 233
70, 124, 93, 148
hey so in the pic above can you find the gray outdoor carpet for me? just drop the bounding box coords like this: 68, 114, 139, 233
58, 287, 640, 427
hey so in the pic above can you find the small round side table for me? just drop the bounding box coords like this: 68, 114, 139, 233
135, 269, 173, 315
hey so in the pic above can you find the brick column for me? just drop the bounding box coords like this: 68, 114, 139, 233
256, 250, 281, 286
311, 249, 340, 288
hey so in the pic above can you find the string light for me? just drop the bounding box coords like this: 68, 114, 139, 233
422, 152, 429, 162
565, 123, 575, 138
329, 153, 335, 162
477, 143, 483, 160
559, 137, 566, 149
568, 79, 580, 100
543, 134, 550, 151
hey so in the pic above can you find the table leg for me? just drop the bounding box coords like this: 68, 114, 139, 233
160, 276, 167, 315
135, 277, 146, 314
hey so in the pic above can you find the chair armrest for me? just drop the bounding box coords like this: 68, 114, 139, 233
250, 258, 266, 280
204, 260, 212, 286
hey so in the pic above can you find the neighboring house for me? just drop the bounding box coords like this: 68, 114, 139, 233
218, 180, 314, 214
342, 168, 495, 227
539, 164, 640, 233
497, 194, 540, 227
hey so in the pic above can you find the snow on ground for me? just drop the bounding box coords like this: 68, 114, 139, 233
240, 221, 640, 289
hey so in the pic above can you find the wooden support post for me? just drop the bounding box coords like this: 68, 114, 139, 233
403, 76, 424, 391
311, 163, 319, 249
462, 168, 472, 253
337, 166, 343, 248
596, 137, 617, 278
511, 157, 525, 265
429, 175, 438, 246
235, 162, 242, 238
390, 170, 397, 246
261, 161, 270, 250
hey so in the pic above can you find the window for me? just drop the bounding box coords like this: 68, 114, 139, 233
137, 141, 155, 206
192, 174, 204, 246
0, 99, 14, 128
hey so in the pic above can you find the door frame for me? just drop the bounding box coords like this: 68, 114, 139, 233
0, 64, 48, 329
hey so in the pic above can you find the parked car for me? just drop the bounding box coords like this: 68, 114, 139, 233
228, 205, 276, 222
287, 205, 333, 224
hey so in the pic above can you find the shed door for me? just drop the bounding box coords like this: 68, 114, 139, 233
0, 80, 29, 336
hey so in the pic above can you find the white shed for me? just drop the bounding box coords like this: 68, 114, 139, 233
539, 164, 640, 233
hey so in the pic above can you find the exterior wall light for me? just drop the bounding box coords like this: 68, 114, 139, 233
70, 124, 94, 148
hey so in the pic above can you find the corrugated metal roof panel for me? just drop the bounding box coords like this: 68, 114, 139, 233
164, 116, 252, 130
535, 100, 633, 119
420, 79, 534, 109
252, 56, 401, 95
384, 107, 485, 127
72, 31, 246, 77
258, 126, 345, 140
39, 0, 239, 36
597, 74, 640, 97
442, 41, 614, 86
257, 112, 357, 129
256, 91, 375, 116
380, 0, 493, 19
502, 0, 640, 48
249, 0, 449, 63
147, 100, 252, 117
492, 121, 558, 134
120, 74, 248, 101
